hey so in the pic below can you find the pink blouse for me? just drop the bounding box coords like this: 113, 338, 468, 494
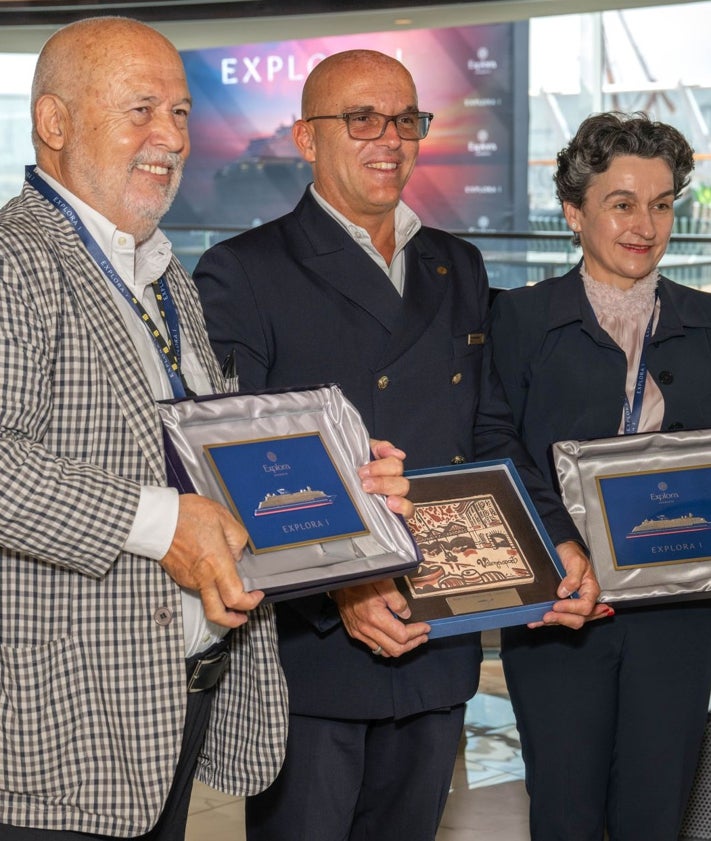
581, 265, 664, 435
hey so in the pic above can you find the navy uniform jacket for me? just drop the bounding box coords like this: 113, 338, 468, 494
490, 264, 711, 840
490, 263, 711, 485
195, 188, 579, 720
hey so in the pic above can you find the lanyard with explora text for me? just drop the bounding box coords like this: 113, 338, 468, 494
26, 166, 192, 398
621, 291, 658, 435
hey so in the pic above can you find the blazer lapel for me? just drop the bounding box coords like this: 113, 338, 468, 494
295, 191, 403, 334
61, 238, 170, 483
293, 191, 451, 368
23, 187, 222, 485
378, 236, 449, 367
546, 264, 620, 350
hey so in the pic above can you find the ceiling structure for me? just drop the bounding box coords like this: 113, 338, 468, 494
0, 0, 695, 52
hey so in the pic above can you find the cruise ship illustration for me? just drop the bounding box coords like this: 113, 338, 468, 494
254, 486, 336, 517
626, 513, 711, 539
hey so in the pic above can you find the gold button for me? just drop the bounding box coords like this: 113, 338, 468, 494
437, 266, 448, 276
451, 372, 462, 385
451, 455, 466, 465
377, 375, 390, 390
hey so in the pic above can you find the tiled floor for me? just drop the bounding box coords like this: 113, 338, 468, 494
436, 658, 529, 840
186, 652, 531, 841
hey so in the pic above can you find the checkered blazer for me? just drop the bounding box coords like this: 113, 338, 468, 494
0, 184, 287, 836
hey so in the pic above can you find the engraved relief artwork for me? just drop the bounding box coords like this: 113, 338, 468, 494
405, 495, 535, 598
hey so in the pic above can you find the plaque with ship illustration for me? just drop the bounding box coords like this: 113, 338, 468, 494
552, 429, 711, 604
397, 460, 566, 638
596, 464, 711, 571
204, 432, 369, 554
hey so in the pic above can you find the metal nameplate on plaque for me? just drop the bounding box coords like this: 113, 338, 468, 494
447, 589, 524, 615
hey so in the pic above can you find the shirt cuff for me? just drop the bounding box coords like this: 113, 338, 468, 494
124, 485, 180, 560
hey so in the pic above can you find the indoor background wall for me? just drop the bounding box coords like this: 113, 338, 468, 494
0, 0, 701, 52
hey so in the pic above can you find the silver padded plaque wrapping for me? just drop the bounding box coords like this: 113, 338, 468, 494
158, 385, 419, 599
553, 429, 711, 604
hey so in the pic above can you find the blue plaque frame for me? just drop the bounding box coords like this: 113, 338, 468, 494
400, 459, 566, 638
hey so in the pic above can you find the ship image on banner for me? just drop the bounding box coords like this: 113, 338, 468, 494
214, 122, 312, 227
254, 486, 336, 517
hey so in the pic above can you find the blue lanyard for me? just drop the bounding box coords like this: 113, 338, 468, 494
26, 166, 189, 398
153, 273, 184, 375
622, 292, 657, 435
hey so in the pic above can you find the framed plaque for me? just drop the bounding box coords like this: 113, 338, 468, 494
204, 432, 369, 554
158, 385, 419, 601
553, 428, 711, 604
399, 460, 566, 637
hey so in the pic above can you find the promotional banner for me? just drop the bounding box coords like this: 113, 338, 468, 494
171, 22, 529, 233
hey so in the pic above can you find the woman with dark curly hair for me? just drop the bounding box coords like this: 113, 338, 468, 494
490, 112, 711, 841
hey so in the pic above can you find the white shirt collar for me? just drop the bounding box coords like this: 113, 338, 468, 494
310, 183, 421, 252
309, 184, 421, 295
34, 167, 173, 295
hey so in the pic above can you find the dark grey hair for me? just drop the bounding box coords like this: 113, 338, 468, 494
554, 112, 695, 245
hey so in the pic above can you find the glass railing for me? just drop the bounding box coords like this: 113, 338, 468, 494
164, 224, 711, 292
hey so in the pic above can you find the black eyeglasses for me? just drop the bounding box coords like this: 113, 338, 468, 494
305, 110, 434, 141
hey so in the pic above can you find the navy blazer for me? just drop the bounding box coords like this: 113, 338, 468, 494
490, 263, 711, 486
195, 189, 580, 719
